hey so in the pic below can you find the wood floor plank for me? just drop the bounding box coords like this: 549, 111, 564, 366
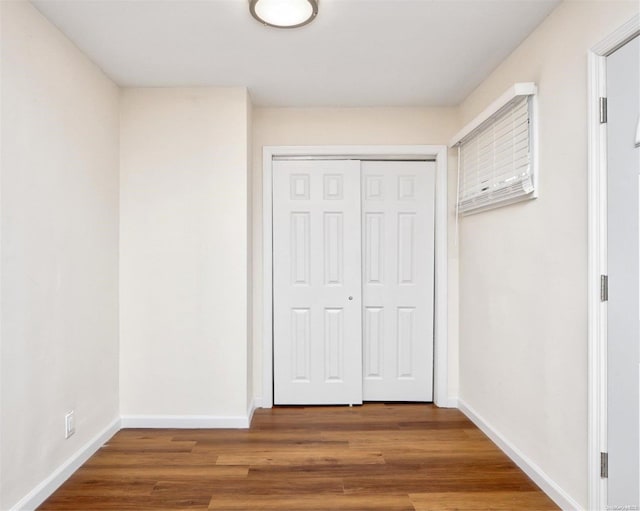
152, 477, 345, 497
190, 437, 349, 453
409, 491, 559, 510
342, 470, 537, 494
207, 494, 416, 510
42, 478, 157, 498
325, 429, 472, 443
68, 465, 249, 481
83, 452, 219, 467
100, 438, 197, 453
38, 404, 559, 511
40, 495, 210, 511
215, 448, 385, 466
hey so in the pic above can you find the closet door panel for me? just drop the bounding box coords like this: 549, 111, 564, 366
362, 161, 435, 402
273, 160, 362, 405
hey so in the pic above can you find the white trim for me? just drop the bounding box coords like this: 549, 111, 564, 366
449, 82, 537, 148
443, 397, 459, 408
433, 147, 450, 408
587, 15, 640, 511
247, 397, 261, 425
10, 417, 120, 511
120, 414, 252, 429
592, 14, 640, 56
252, 397, 263, 410
262, 147, 274, 408
458, 400, 582, 511
261, 145, 449, 408
587, 48, 609, 511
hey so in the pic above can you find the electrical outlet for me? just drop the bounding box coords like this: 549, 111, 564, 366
65, 411, 75, 439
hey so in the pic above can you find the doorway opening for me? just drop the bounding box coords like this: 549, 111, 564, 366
262, 145, 450, 409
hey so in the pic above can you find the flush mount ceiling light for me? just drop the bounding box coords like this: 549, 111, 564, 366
249, 0, 318, 29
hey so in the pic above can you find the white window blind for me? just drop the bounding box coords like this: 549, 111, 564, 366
451, 84, 537, 215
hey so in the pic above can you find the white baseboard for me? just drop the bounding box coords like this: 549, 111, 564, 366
10, 417, 120, 511
434, 396, 458, 408
248, 397, 263, 422
445, 397, 459, 408
120, 413, 251, 429
246, 397, 260, 425
458, 399, 582, 511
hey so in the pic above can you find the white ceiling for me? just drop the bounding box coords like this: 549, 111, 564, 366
32, 0, 561, 107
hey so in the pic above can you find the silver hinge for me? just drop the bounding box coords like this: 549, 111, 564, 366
601, 452, 608, 478
601, 275, 609, 302
600, 97, 608, 124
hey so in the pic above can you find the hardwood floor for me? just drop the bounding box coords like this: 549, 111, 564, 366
38, 404, 558, 510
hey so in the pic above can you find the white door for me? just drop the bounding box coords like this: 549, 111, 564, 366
273, 160, 363, 405
361, 161, 435, 401
607, 34, 640, 509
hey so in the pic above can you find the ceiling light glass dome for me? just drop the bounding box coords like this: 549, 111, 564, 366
249, 0, 318, 29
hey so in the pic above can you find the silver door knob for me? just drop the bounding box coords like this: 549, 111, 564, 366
348, 296, 353, 300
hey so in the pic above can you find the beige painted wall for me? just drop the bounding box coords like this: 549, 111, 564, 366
251, 107, 460, 404
457, 1, 639, 507
119, 87, 252, 418
0, 2, 120, 508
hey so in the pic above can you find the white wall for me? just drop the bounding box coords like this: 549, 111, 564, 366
251, 107, 460, 404
0, 2, 120, 509
457, 1, 639, 508
119, 87, 252, 420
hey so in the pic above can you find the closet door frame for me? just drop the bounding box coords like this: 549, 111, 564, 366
262, 145, 450, 409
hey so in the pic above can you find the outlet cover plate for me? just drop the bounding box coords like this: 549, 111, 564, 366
65, 411, 75, 439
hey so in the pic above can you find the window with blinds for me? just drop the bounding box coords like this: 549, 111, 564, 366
451, 84, 537, 215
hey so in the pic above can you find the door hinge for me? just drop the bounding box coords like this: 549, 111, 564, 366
601, 452, 608, 478
600, 275, 608, 302
600, 97, 608, 124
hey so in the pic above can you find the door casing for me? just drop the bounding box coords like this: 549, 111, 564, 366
261, 145, 450, 409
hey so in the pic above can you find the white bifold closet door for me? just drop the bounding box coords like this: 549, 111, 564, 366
273, 160, 363, 405
273, 159, 435, 405
361, 161, 435, 401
